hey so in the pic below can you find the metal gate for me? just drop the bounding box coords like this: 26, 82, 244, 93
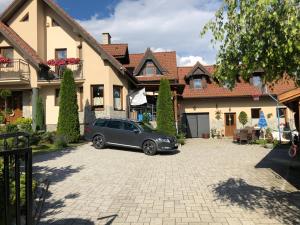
0, 132, 32, 225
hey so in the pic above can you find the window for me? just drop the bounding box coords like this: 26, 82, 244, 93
252, 75, 262, 87
55, 48, 67, 59
107, 120, 122, 129
0, 47, 14, 67
251, 108, 261, 119
52, 19, 60, 27
225, 113, 235, 126
55, 89, 60, 106
113, 86, 123, 110
123, 122, 138, 131
20, 13, 29, 22
78, 87, 83, 111
278, 108, 286, 118
94, 119, 107, 127
55, 49, 67, 75
193, 79, 202, 89
91, 85, 104, 110
140, 61, 161, 76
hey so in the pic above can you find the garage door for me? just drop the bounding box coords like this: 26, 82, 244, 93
185, 113, 210, 138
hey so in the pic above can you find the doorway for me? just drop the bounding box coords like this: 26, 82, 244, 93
224, 113, 236, 136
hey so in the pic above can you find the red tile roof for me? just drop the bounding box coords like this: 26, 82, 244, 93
0, 21, 47, 69
101, 44, 128, 58
125, 51, 178, 81
178, 66, 296, 98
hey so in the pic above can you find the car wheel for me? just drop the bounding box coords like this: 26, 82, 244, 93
93, 135, 105, 149
142, 140, 157, 155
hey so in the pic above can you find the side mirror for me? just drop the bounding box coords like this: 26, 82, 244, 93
133, 129, 140, 134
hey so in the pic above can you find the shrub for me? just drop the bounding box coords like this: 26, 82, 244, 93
36, 96, 45, 131
156, 79, 176, 136
57, 69, 80, 143
0, 125, 6, 134
40, 131, 56, 144
6, 124, 18, 133
238, 111, 248, 127
54, 135, 68, 149
176, 132, 186, 145
13, 118, 32, 132
265, 127, 273, 143
30, 133, 42, 146
0, 113, 5, 124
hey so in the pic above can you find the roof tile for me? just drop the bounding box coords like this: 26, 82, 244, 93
178, 66, 296, 98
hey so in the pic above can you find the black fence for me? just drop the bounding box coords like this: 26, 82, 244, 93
0, 132, 32, 225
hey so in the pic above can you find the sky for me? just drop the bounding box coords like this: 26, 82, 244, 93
0, 0, 222, 66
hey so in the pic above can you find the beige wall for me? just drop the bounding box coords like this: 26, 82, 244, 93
180, 97, 295, 132
8, 0, 38, 52
45, 8, 80, 60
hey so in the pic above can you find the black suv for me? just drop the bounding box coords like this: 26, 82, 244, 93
84, 118, 178, 155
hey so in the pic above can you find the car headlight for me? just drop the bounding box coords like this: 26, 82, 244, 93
156, 138, 170, 143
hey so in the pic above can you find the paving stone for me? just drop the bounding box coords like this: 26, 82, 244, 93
34, 139, 299, 225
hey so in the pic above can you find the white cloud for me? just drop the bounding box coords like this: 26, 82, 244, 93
78, 0, 221, 65
0, 0, 220, 64
177, 55, 208, 66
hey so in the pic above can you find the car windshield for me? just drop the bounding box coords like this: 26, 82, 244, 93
136, 122, 155, 133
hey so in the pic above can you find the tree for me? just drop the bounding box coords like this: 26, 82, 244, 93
238, 111, 248, 128
201, 0, 299, 87
0, 89, 12, 117
156, 79, 176, 136
57, 69, 80, 143
35, 96, 45, 131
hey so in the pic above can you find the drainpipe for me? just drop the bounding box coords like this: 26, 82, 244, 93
32, 88, 39, 132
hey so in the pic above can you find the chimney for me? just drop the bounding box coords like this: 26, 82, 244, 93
102, 32, 111, 44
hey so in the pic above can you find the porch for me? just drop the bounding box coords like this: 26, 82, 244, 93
0, 59, 30, 84
38, 61, 84, 85
0, 90, 31, 124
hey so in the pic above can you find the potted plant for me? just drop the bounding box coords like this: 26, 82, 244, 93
238, 111, 248, 128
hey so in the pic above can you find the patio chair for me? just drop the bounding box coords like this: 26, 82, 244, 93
239, 129, 249, 144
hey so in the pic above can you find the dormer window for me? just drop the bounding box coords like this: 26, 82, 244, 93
193, 79, 202, 89
252, 75, 262, 87
139, 61, 161, 76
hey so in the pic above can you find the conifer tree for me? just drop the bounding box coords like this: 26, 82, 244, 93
156, 79, 176, 136
57, 69, 80, 143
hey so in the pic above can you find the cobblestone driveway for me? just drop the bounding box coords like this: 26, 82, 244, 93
34, 139, 300, 225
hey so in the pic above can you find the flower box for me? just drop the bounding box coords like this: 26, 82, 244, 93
47, 58, 81, 66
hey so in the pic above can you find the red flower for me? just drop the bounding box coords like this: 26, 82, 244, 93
0, 56, 11, 64
47, 59, 56, 66
66, 58, 80, 65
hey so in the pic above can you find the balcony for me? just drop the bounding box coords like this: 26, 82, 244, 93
0, 59, 30, 84
38, 60, 84, 85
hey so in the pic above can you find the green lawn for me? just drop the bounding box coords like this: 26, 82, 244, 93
32, 141, 86, 155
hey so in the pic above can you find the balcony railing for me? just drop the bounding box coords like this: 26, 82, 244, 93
39, 61, 83, 81
0, 59, 30, 81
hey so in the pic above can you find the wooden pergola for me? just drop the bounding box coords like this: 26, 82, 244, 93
278, 88, 300, 131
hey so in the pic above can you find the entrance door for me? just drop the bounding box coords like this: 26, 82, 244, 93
5, 91, 23, 123
224, 113, 236, 136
